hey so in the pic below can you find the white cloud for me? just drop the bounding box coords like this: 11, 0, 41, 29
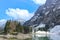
6, 8, 34, 21
32, 0, 46, 5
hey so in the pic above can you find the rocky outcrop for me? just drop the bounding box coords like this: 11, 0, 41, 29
24, 0, 60, 30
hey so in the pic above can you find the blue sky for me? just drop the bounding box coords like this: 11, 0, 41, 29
0, 0, 46, 23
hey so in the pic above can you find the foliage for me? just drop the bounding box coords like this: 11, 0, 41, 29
4, 20, 20, 34
4, 20, 11, 34
4, 20, 32, 35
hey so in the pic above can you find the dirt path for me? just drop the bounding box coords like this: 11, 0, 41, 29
0, 33, 32, 40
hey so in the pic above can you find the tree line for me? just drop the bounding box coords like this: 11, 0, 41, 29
3, 20, 32, 35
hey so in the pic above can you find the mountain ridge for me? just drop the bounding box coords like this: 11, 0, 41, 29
24, 0, 60, 30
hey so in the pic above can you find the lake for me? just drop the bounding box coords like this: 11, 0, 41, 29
32, 32, 60, 40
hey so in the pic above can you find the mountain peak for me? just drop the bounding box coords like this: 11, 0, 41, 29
24, 0, 60, 30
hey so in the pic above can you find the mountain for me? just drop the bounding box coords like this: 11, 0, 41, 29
0, 20, 7, 32
24, 0, 60, 30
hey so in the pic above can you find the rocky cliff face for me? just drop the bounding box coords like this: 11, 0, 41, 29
24, 0, 60, 30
